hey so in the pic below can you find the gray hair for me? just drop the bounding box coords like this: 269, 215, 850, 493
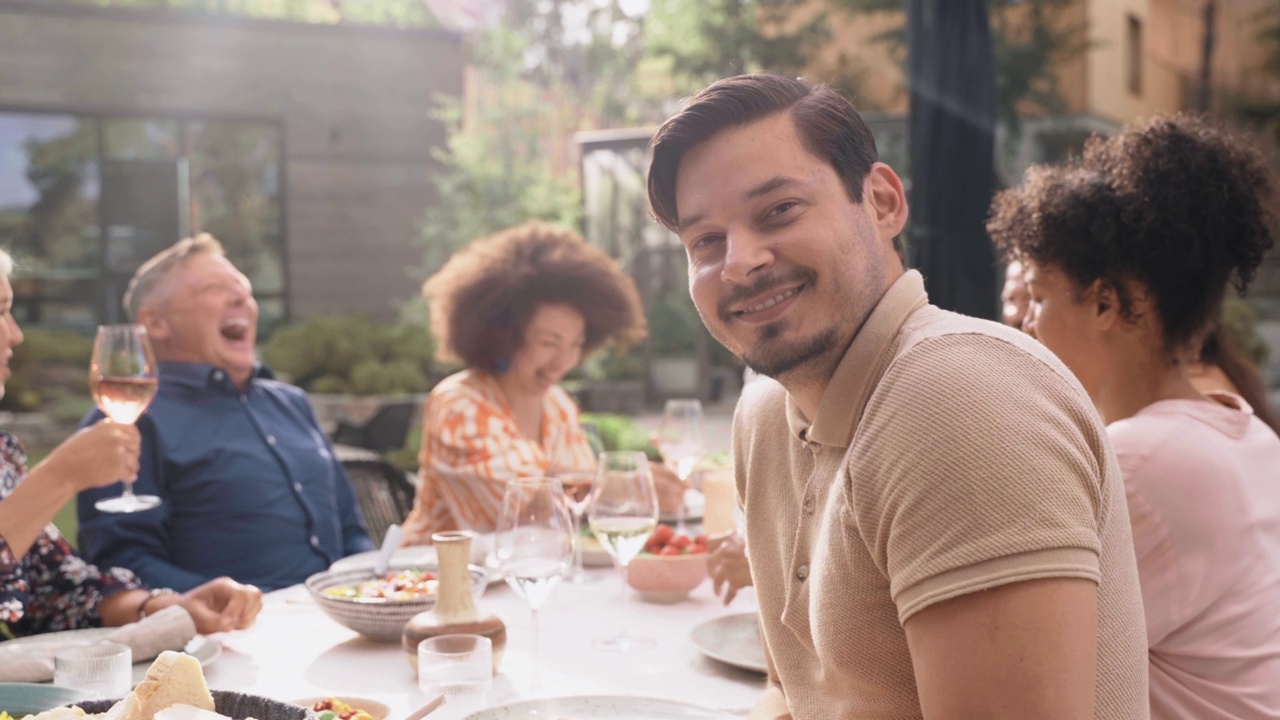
0, 249, 11, 279
123, 233, 225, 320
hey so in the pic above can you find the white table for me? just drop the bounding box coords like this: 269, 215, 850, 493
203, 568, 765, 720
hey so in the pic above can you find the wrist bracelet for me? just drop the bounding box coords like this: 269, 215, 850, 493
138, 588, 177, 621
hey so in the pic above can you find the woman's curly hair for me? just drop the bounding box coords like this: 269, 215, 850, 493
423, 222, 647, 372
988, 114, 1275, 354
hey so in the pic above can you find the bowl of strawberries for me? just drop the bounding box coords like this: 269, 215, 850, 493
626, 524, 709, 603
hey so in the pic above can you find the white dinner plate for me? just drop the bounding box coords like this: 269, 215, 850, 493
0, 683, 94, 715
330, 545, 506, 585
578, 533, 614, 568
462, 696, 737, 719
0, 627, 221, 684
690, 612, 768, 675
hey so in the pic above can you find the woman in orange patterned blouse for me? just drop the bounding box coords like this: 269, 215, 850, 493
402, 223, 683, 543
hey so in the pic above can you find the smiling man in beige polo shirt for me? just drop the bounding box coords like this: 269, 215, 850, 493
647, 74, 1148, 719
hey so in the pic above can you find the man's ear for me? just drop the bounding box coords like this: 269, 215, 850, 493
136, 306, 169, 341
864, 163, 909, 241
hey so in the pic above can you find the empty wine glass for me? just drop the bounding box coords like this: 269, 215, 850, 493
556, 468, 595, 584
656, 399, 704, 530
90, 324, 161, 514
588, 451, 658, 652
495, 477, 573, 693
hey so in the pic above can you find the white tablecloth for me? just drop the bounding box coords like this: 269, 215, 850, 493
202, 567, 765, 720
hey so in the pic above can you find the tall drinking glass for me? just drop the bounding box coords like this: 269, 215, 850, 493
495, 477, 573, 693
90, 324, 161, 514
656, 399, 704, 530
588, 451, 658, 652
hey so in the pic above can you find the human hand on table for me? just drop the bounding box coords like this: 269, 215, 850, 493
708, 531, 752, 605
151, 577, 264, 633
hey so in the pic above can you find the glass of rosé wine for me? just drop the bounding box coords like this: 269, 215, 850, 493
90, 324, 161, 513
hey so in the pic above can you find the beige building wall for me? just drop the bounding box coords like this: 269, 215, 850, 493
0, 1, 464, 321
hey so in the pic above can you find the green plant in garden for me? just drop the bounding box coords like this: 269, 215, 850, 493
0, 329, 94, 412
1223, 297, 1271, 369
580, 412, 661, 461
260, 314, 435, 395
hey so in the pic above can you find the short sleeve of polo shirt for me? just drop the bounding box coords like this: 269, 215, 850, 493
851, 333, 1110, 624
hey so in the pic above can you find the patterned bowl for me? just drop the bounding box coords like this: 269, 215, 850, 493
305, 563, 489, 642
79, 690, 317, 720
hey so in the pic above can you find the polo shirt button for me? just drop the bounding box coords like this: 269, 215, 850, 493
803, 496, 816, 514
293, 482, 303, 492
796, 564, 809, 581
213, 370, 224, 381
310, 535, 320, 547
266, 435, 277, 445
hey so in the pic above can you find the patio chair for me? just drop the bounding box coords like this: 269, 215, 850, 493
332, 400, 418, 454
342, 457, 417, 547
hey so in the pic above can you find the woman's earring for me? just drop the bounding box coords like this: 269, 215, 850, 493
495, 358, 510, 375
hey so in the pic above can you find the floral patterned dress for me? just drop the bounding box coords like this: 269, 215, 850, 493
0, 431, 143, 640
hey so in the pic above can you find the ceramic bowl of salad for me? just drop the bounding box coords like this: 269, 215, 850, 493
305, 563, 488, 641
626, 525, 709, 603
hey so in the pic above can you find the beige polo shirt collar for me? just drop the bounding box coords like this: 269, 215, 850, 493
784, 269, 928, 447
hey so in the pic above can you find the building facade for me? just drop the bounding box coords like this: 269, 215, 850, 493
0, 1, 464, 334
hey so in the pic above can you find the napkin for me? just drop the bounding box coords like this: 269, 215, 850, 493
0, 604, 197, 682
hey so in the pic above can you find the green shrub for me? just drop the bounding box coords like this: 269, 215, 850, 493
0, 329, 94, 412
580, 412, 660, 461
261, 314, 435, 395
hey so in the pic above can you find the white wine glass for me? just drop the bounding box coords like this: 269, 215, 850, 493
588, 451, 658, 652
495, 477, 573, 694
90, 324, 160, 514
656, 398, 705, 530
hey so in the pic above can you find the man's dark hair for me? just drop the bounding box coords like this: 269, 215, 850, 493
648, 74, 897, 255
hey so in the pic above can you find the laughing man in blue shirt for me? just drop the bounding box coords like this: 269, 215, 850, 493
77, 234, 375, 592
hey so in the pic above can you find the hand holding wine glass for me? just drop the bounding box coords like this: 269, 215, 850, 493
588, 451, 658, 652
90, 324, 161, 514
495, 477, 573, 693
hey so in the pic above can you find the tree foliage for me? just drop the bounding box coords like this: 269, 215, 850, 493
418, 0, 829, 273
829, 0, 1087, 135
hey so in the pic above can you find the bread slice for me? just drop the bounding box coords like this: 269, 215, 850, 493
104, 651, 215, 720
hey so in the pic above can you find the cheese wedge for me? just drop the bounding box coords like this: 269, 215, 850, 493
105, 651, 215, 720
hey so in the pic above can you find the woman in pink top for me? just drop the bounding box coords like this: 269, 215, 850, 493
989, 115, 1280, 719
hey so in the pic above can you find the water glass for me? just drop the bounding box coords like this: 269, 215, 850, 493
418, 634, 493, 695
53, 642, 132, 698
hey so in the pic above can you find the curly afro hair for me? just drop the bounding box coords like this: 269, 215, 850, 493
423, 222, 647, 373
989, 114, 1275, 354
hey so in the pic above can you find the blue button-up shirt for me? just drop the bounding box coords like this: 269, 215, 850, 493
77, 362, 374, 592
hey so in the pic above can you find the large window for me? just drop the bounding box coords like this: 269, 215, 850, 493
0, 111, 286, 334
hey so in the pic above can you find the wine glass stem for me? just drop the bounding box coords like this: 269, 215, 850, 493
618, 561, 631, 639
119, 481, 136, 502
572, 511, 585, 582
530, 605, 540, 695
